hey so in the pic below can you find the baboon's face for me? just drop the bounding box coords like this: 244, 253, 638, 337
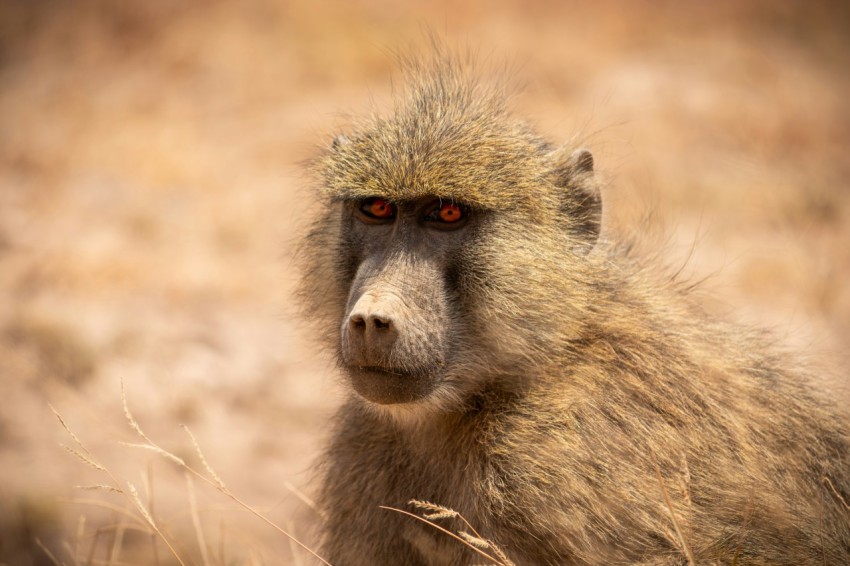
337, 196, 475, 406
308, 90, 601, 413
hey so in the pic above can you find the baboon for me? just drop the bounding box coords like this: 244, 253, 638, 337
298, 52, 850, 565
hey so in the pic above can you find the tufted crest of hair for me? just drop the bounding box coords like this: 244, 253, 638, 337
316, 51, 557, 212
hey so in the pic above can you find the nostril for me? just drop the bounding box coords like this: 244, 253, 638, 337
350, 315, 366, 330
373, 317, 391, 330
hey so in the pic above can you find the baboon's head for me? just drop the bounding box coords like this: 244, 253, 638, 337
300, 58, 602, 417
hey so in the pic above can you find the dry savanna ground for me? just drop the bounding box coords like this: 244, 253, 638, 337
1, 1, 848, 564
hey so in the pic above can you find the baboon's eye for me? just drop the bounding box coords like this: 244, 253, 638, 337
438, 203, 463, 223
424, 200, 469, 229
358, 198, 396, 221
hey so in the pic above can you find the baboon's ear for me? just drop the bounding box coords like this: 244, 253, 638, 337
571, 148, 594, 175
548, 147, 602, 251
331, 134, 351, 150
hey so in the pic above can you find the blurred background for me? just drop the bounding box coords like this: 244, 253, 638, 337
1, 0, 848, 564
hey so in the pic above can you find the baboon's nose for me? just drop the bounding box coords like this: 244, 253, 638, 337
347, 307, 399, 358
349, 313, 393, 333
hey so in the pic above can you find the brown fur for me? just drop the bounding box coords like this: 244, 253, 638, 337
298, 51, 850, 565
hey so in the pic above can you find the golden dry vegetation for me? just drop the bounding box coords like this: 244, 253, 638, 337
0, 1, 848, 564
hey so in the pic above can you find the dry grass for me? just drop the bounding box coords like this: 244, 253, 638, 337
381, 501, 515, 566
1, 0, 848, 564
48, 380, 330, 565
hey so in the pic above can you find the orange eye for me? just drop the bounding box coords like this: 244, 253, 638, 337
360, 198, 395, 219
438, 202, 463, 223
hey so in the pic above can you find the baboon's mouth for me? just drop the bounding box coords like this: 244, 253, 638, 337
345, 365, 437, 405
355, 365, 415, 378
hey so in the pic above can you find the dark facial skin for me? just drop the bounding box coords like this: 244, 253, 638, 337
338, 196, 475, 405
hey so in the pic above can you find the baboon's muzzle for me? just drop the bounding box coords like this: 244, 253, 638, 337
339, 254, 447, 405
